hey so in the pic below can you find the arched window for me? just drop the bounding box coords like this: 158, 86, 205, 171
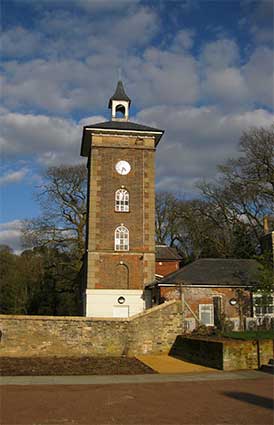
115, 188, 129, 212
115, 225, 129, 251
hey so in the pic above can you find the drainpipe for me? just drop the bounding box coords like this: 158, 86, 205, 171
256, 339, 261, 369
180, 284, 184, 315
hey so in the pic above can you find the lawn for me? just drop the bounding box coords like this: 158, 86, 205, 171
222, 330, 274, 340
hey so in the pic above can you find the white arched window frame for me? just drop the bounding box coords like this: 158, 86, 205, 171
115, 188, 129, 212
115, 225, 129, 251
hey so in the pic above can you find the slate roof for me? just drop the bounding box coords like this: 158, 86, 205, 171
153, 258, 260, 287
81, 120, 164, 157
84, 120, 163, 133
156, 245, 183, 261
108, 80, 131, 108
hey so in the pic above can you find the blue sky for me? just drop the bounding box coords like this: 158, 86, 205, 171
0, 0, 273, 251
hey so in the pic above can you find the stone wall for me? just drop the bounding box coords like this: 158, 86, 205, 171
128, 301, 182, 355
0, 300, 182, 357
223, 338, 273, 370
170, 336, 274, 370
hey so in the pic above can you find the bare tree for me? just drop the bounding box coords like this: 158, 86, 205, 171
155, 192, 181, 245
198, 125, 274, 248
155, 126, 273, 260
22, 164, 87, 261
239, 125, 274, 203
155, 194, 235, 259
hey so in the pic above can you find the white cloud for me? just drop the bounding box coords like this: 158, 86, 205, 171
0, 168, 28, 186
1, 17, 272, 115
127, 48, 200, 107
2, 56, 126, 112
2, 59, 83, 112
0, 2, 273, 200
2, 44, 201, 113
46, 6, 158, 52
200, 39, 240, 69
243, 47, 274, 107
0, 26, 43, 58
172, 29, 196, 51
0, 110, 106, 165
202, 67, 249, 106
3, 5, 157, 60
4, 103, 274, 199
200, 40, 273, 109
0, 220, 22, 253
107, 6, 158, 49
242, 0, 273, 45
72, 0, 140, 13
136, 105, 274, 194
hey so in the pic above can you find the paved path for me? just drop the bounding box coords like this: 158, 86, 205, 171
0, 370, 271, 385
136, 354, 218, 373
1, 374, 273, 425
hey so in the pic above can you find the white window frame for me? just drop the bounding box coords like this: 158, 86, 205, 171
115, 225, 129, 251
199, 304, 214, 326
253, 293, 274, 317
115, 188, 129, 212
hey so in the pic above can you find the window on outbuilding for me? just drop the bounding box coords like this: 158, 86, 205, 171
199, 304, 214, 326
115, 188, 129, 212
253, 294, 274, 317
115, 225, 129, 251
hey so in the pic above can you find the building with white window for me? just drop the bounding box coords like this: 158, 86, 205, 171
80, 81, 164, 317
145, 258, 273, 331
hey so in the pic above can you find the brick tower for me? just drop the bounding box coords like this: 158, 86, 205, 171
80, 81, 164, 317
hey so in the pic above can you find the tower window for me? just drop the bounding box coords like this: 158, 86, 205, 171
115, 104, 125, 118
115, 225, 129, 251
115, 188, 129, 212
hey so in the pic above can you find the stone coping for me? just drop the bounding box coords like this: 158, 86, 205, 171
1, 370, 270, 386
0, 300, 179, 323
181, 335, 274, 343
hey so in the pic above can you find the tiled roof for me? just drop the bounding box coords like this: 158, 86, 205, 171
156, 258, 260, 287
156, 245, 183, 261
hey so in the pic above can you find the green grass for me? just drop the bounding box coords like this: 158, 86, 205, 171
222, 330, 274, 340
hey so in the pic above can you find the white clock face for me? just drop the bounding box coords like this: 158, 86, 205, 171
115, 160, 131, 175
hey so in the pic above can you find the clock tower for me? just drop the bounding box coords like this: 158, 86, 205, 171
81, 81, 164, 317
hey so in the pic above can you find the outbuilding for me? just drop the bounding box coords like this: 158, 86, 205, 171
146, 258, 273, 331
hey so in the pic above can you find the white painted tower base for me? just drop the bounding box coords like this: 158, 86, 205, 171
85, 289, 145, 318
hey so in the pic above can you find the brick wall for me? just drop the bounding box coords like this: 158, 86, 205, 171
156, 261, 180, 277
86, 134, 156, 291
160, 286, 252, 321
0, 301, 182, 357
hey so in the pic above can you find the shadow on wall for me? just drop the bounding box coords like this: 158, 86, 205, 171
223, 392, 273, 410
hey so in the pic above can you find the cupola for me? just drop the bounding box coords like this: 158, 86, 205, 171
108, 80, 131, 121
